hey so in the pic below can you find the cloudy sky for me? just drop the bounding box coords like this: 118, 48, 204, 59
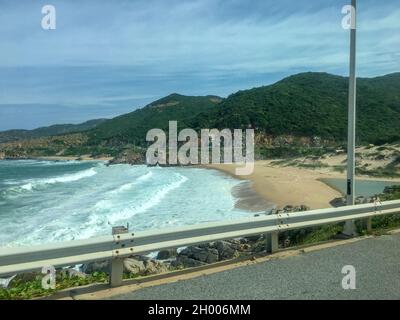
0, 0, 399, 130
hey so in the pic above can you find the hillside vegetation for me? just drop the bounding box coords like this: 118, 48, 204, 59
87, 94, 223, 147
190, 72, 400, 145
0, 119, 107, 144
1, 72, 399, 160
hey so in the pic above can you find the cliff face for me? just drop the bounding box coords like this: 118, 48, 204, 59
0, 151, 5, 160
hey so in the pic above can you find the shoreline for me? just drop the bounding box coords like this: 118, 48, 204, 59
0, 155, 113, 162
37, 155, 113, 162
207, 161, 400, 210
231, 180, 276, 213
2, 156, 399, 212
204, 166, 275, 213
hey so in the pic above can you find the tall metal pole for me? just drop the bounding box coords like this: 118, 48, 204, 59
344, 0, 357, 236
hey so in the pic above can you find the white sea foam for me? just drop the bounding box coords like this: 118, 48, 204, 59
107, 173, 188, 224
7, 168, 97, 194
38, 167, 98, 184
0, 161, 259, 247
109, 171, 153, 195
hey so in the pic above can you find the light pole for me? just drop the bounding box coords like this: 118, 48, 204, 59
343, 0, 357, 236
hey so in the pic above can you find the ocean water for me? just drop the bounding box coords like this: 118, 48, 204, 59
321, 178, 399, 197
0, 160, 258, 247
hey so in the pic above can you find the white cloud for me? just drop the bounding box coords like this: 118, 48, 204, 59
0, 0, 398, 129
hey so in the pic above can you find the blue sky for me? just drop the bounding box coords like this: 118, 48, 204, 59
0, 0, 399, 130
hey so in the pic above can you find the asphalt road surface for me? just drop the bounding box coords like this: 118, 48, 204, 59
111, 234, 400, 300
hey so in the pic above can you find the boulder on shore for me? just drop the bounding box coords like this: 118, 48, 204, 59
171, 241, 240, 268
123, 259, 146, 274
331, 196, 376, 207
82, 260, 110, 274
214, 241, 238, 260
171, 256, 208, 269
156, 249, 177, 260
179, 246, 219, 264
124, 257, 168, 276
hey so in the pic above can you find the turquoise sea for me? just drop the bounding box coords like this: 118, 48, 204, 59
0, 160, 258, 247
321, 178, 399, 197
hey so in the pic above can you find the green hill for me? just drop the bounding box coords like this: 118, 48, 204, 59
0, 119, 108, 144
190, 72, 400, 145
1, 72, 399, 159
87, 94, 223, 147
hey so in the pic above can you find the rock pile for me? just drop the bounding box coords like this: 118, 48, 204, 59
123, 256, 169, 276
108, 150, 146, 165
81, 238, 264, 276
171, 240, 242, 268
270, 205, 310, 215
331, 196, 379, 207
81, 205, 314, 276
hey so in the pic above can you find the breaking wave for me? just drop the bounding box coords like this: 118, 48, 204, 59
0, 160, 258, 247
107, 173, 188, 224
4, 168, 98, 194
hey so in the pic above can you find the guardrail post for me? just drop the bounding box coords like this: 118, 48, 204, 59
363, 217, 372, 233
265, 232, 279, 254
110, 258, 124, 287
110, 226, 129, 287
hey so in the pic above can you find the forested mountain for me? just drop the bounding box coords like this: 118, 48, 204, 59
0, 119, 107, 143
87, 94, 223, 146
190, 72, 400, 145
1, 72, 399, 159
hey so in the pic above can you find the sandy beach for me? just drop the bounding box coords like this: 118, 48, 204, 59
208, 161, 400, 210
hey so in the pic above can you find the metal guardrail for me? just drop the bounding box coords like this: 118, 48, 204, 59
1, 199, 400, 286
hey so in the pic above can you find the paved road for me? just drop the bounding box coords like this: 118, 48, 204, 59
111, 234, 400, 300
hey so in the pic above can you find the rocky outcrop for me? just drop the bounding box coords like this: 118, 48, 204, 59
180, 246, 219, 264
124, 256, 168, 276
82, 205, 316, 275
83, 256, 169, 277
156, 249, 177, 260
214, 241, 240, 260
108, 150, 146, 165
0, 151, 5, 160
171, 241, 241, 269
123, 258, 145, 274
330, 196, 378, 208
268, 205, 310, 216
171, 256, 208, 268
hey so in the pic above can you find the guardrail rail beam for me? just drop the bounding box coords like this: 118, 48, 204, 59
0, 200, 400, 287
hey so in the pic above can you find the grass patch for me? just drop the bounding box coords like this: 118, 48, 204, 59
281, 223, 344, 247
0, 272, 109, 300
270, 159, 291, 166
356, 166, 400, 178
332, 165, 346, 173
296, 161, 330, 169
